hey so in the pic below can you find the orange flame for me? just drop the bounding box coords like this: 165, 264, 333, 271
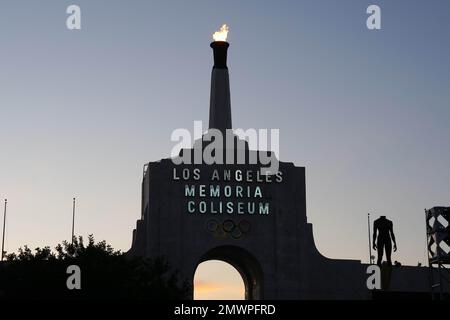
213, 24, 229, 42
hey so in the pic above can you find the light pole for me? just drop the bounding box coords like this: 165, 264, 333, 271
71, 197, 76, 244
1, 199, 7, 261
368, 213, 373, 264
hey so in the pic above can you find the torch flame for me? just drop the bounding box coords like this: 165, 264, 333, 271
212, 24, 229, 42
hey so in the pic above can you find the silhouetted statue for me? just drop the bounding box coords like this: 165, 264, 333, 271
373, 216, 397, 267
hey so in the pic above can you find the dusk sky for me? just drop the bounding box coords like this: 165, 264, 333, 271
1, 1, 450, 299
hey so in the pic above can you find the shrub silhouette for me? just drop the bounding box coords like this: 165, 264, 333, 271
0, 235, 189, 299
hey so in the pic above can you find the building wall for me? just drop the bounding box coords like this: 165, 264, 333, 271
129, 156, 435, 299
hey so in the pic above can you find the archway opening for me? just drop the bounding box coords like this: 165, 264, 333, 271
194, 260, 245, 300
193, 245, 263, 300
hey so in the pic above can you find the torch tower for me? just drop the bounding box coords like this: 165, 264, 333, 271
209, 24, 232, 134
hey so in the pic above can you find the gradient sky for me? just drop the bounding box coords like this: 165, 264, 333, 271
1, 0, 450, 299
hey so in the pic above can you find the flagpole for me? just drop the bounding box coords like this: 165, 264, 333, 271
368, 213, 373, 264
71, 197, 76, 244
1, 199, 7, 261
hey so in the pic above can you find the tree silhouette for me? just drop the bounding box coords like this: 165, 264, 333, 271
0, 235, 189, 299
